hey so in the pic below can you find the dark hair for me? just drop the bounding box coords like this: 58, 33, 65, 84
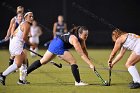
70, 26, 88, 37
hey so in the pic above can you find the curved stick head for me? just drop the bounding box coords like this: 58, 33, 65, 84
59, 63, 62, 68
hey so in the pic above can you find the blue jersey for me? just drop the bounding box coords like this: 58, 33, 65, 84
55, 22, 65, 36
48, 32, 82, 55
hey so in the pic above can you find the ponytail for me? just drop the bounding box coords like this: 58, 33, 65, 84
70, 25, 88, 37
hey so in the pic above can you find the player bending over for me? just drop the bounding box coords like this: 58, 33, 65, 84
108, 29, 140, 89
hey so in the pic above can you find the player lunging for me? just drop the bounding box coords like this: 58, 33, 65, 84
27, 26, 95, 86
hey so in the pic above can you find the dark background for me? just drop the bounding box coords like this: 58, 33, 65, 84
0, 0, 140, 48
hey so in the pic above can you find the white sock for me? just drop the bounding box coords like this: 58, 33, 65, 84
19, 64, 27, 81
2, 61, 18, 76
128, 66, 140, 83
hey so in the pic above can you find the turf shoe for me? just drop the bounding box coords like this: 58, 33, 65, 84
75, 81, 88, 86
129, 82, 140, 89
128, 81, 134, 87
129, 81, 134, 85
0, 73, 6, 85
17, 79, 30, 85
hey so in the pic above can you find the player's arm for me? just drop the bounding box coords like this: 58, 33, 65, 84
5, 18, 15, 39
69, 35, 94, 68
53, 22, 57, 38
81, 40, 88, 57
64, 23, 67, 33
11, 23, 16, 36
108, 38, 123, 66
111, 47, 126, 67
22, 22, 33, 46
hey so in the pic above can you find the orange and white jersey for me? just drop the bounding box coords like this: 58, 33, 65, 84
122, 33, 140, 55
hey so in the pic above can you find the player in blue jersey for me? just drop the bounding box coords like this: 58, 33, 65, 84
27, 26, 95, 86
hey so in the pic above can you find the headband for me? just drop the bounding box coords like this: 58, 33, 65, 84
24, 12, 33, 18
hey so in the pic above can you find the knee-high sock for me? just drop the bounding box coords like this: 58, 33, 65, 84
19, 64, 27, 81
71, 64, 81, 83
2, 61, 18, 76
27, 60, 42, 74
128, 66, 140, 83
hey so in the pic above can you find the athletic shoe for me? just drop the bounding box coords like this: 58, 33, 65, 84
129, 82, 140, 89
17, 79, 30, 85
0, 73, 6, 85
75, 81, 88, 86
128, 81, 134, 87
129, 81, 134, 84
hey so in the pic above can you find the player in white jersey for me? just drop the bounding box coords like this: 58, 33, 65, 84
5, 6, 24, 66
4, 6, 30, 84
9, 13, 24, 71
29, 20, 42, 57
108, 28, 140, 89
0, 12, 34, 85
10, 13, 30, 84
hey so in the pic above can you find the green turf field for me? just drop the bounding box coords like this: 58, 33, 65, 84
0, 49, 140, 93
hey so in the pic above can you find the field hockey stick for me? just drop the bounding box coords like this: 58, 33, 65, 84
0, 38, 9, 44
72, 2, 117, 30
93, 68, 109, 86
26, 48, 62, 68
108, 66, 112, 86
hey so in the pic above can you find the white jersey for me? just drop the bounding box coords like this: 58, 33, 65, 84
29, 26, 40, 44
9, 22, 25, 56
122, 33, 140, 55
14, 16, 18, 23
14, 16, 24, 24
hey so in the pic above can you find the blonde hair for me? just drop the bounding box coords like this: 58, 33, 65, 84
17, 6, 24, 14
112, 28, 126, 39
